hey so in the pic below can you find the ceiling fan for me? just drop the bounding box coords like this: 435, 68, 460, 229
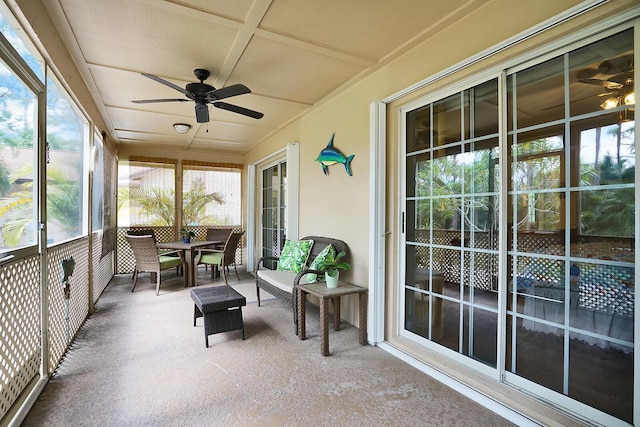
577, 55, 635, 110
132, 68, 264, 123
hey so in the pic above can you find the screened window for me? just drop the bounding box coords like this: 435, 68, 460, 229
0, 12, 43, 81
182, 165, 241, 226
117, 160, 176, 227
92, 132, 104, 231
0, 59, 38, 252
0, 8, 43, 254
46, 73, 89, 245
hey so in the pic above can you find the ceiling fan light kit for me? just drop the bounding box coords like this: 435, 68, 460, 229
133, 68, 264, 123
578, 54, 635, 113
599, 84, 635, 110
173, 123, 192, 133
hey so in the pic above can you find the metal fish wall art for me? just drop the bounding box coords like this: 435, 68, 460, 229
315, 133, 355, 176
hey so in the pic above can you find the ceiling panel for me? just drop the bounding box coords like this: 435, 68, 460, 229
193, 121, 266, 141
108, 107, 191, 134
43, 0, 492, 155
259, 0, 473, 60
233, 35, 366, 103
59, 0, 237, 78
177, 0, 254, 21
188, 139, 253, 153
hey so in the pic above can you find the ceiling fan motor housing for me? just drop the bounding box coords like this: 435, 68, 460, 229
186, 82, 216, 97
195, 102, 209, 123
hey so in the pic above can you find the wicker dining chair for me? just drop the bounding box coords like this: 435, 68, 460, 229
126, 229, 156, 278
205, 228, 233, 250
125, 234, 184, 296
197, 231, 244, 285
199, 228, 234, 276
126, 228, 182, 276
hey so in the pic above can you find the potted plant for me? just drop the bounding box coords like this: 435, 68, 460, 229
181, 227, 195, 243
316, 250, 350, 288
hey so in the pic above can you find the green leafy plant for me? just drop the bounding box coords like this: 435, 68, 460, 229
180, 227, 195, 238
316, 250, 350, 277
118, 179, 225, 226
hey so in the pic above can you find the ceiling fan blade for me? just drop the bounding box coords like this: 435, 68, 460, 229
578, 78, 623, 89
576, 68, 599, 80
132, 98, 190, 104
213, 101, 264, 119
206, 84, 250, 101
141, 73, 194, 98
195, 103, 210, 123
608, 72, 633, 85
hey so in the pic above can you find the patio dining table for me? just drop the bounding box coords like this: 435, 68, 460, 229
157, 240, 222, 288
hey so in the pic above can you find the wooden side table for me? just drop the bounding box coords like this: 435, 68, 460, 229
295, 281, 368, 356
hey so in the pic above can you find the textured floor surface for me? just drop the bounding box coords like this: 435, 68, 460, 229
23, 268, 516, 426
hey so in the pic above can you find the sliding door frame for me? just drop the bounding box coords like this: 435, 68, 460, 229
370, 7, 639, 426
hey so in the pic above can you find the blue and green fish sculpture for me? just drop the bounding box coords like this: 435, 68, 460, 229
315, 133, 355, 176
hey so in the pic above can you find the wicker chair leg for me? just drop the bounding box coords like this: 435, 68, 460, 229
155, 269, 161, 296
292, 292, 298, 334
222, 264, 229, 286
256, 285, 261, 306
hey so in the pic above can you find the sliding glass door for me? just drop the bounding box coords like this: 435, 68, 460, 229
404, 79, 501, 371
505, 28, 634, 423
261, 160, 286, 269
401, 27, 635, 423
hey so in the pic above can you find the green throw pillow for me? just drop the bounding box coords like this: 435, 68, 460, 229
306, 244, 336, 283
277, 239, 314, 273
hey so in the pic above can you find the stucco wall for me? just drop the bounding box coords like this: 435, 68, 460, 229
243, 0, 629, 324
243, 2, 638, 423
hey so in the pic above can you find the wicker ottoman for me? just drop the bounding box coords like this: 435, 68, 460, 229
190, 286, 246, 347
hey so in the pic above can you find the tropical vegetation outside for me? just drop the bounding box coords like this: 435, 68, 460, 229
117, 161, 241, 228
0, 11, 89, 250
416, 121, 634, 239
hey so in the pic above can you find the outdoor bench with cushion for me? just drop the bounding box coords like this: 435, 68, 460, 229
255, 236, 348, 328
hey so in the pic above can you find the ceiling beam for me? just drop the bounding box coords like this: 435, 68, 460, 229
213, 0, 273, 88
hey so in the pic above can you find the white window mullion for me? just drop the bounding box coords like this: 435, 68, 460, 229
369, 101, 387, 344
498, 71, 510, 380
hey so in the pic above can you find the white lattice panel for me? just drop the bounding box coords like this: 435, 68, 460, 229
46, 239, 90, 373
92, 232, 114, 303
0, 255, 40, 420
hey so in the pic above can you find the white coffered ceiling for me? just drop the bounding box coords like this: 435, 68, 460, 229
43, 0, 484, 154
